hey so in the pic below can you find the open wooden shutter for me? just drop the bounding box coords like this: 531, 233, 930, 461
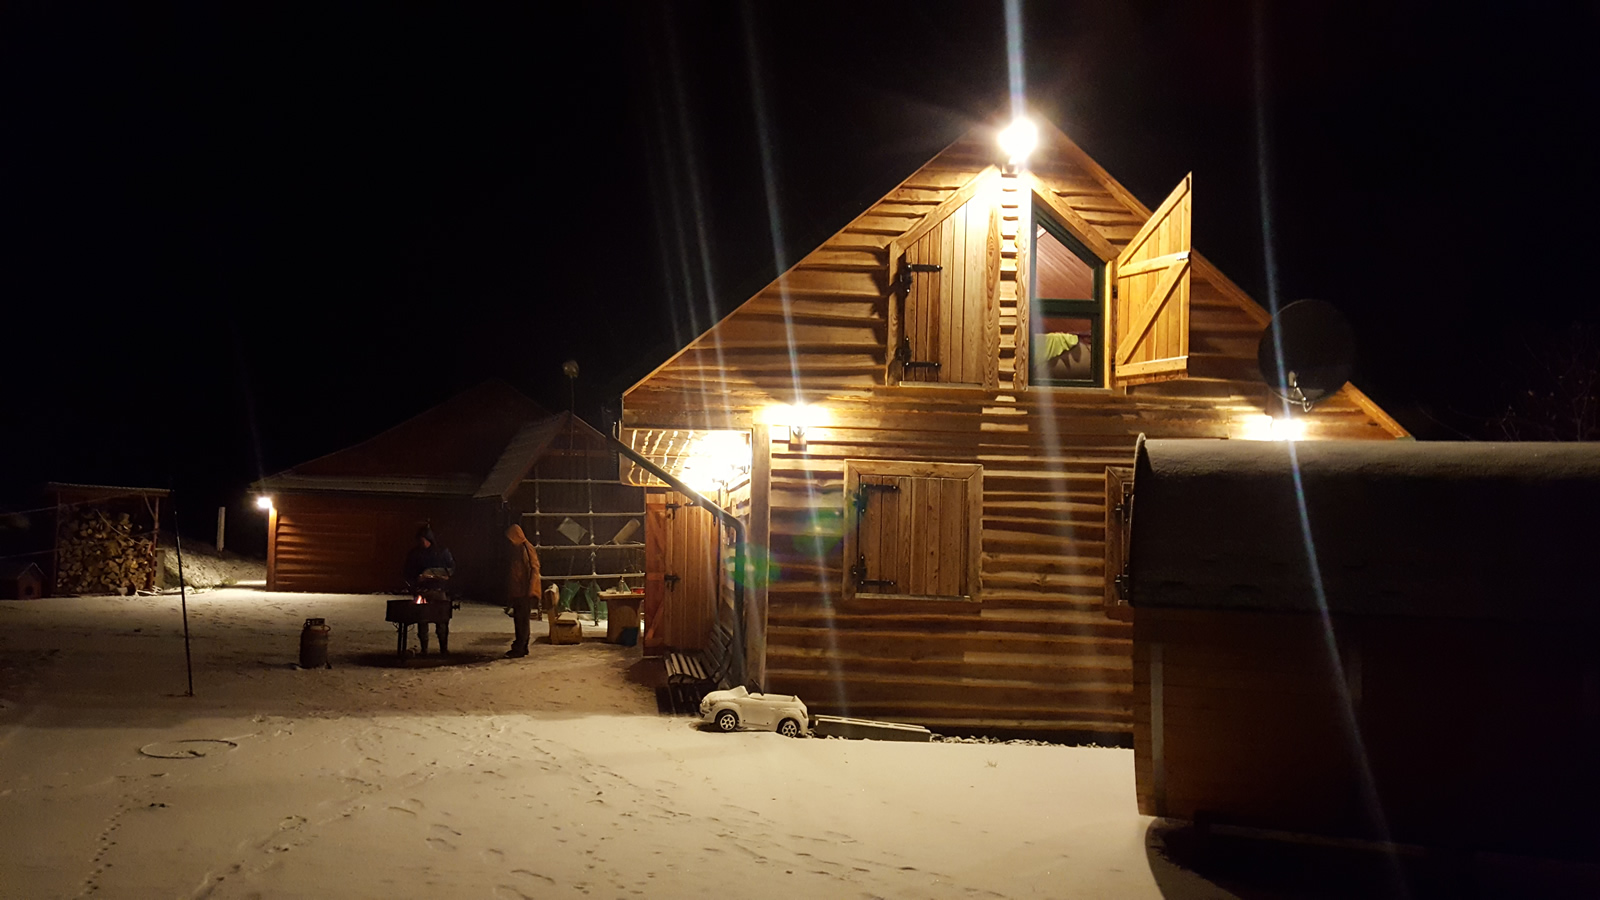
1113, 174, 1192, 386
1103, 466, 1134, 622
893, 173, 1001, 388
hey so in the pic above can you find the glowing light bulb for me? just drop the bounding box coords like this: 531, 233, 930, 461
998, 118, 1038, 164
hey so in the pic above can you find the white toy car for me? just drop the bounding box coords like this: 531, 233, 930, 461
700, 686, 811, 737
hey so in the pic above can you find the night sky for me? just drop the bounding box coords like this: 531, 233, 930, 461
4, 2, 1597, 551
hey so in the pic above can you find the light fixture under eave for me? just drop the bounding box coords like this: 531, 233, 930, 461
1238, 415, 1306, 442
759, 403, 828, 449
998, 118, 1038, 166
678, 431, 752, 494
255, 495, 274, 511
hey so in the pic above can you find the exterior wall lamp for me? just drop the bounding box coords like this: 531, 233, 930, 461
255, 495, 274, 511
998, 118, 1038, 173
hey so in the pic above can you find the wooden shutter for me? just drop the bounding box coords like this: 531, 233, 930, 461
844, 461, 983, 601
1103, 466, 1134, 622
897, 180, 1001, 388
1113, 174, 1192, 386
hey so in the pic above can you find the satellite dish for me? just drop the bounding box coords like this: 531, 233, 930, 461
1257, 299, 1355, 411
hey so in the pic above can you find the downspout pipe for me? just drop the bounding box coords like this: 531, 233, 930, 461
606, 432, 749, 690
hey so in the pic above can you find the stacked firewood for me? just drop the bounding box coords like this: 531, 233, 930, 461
56, 509, 155, 596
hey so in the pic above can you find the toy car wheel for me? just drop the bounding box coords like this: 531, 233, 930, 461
715, 709, 739, 732
777, 718, 802, 738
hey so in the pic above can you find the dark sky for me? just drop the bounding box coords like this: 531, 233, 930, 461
4, 1, 1598, 545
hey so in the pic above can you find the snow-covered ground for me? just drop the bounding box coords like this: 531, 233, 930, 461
0, 589, 1233, 899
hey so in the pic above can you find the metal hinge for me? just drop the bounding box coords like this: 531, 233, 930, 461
1114, 573, 1132, 601
1111, 283, 1118, 300
894, 337, 941, 374
895, 261, 942, 294
1113, 482, 1133, 523
853, 481, 900, 515
850, 554, 896, 590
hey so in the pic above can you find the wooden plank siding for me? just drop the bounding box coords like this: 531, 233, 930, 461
622, 122, 1406, 734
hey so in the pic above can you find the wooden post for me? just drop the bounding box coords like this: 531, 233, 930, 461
215, 506, 226, 553
266, 506, 279, 592
748, 424, 772, 690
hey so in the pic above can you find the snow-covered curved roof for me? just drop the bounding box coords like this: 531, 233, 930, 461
1129, 438, 1600, 620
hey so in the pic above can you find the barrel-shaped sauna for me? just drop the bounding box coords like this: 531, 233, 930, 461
1126, 438, 1600, 860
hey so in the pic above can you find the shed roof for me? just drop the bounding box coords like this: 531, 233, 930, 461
1129, 439, 1600, 621
472, 412, 617, 501
0, 560, 44, 579
46, 483, 170, 499
255, 379, 550, 496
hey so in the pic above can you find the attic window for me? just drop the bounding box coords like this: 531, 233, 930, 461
1031, 210, 1105, 387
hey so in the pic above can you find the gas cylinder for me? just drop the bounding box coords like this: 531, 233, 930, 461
299, 617, 330, 669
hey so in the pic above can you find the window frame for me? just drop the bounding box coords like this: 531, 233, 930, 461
1030, 206, 1108, 389
840, 459, 983, 603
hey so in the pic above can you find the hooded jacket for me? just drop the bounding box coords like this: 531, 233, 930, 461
505, 524, 542, 600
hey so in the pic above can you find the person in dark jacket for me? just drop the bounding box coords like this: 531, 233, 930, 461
403, 525, 455, 655
504, 524, 541, 658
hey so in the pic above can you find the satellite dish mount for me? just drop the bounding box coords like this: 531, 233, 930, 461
1257, 299, 1356, 413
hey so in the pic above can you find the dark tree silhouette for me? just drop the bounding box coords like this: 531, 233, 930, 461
1489, 324, 1600, 441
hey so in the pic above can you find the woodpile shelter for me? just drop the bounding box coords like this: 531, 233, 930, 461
1125, 439, 1600, 859
47, 482, 168, 596
255, 380, 643, 600
619, 113, 1407, 735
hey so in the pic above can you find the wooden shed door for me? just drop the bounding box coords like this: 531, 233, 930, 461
899, 185, 1001, 387
644, 493, 718, 652
1113, 174, 1192, 387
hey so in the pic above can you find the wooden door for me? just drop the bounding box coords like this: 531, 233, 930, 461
643, 492, 718, 651
899, 184, 1001, 387
1113, 174, 1192, 386
643, 496, 667, 653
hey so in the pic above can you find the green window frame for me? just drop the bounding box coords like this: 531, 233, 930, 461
1031, 209, 1106, 388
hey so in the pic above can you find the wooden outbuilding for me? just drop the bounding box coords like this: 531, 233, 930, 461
619, 113, 1407, 735
47, 482, 167, 596
0, 561, 44, 600
255, 380, 644, 600
1125, 438, 1600, 859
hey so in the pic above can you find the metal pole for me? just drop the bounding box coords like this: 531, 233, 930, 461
173, 495, 195, 697
215, 506, 226, 553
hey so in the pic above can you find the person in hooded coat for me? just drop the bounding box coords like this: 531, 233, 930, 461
504, 524, 541, 658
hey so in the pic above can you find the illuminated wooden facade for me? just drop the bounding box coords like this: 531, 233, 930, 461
621, 117, 1405, 735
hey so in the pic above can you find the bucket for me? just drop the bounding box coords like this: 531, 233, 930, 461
299, 617, 330, 669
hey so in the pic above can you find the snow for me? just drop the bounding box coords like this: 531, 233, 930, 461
0, 589, 1233, 899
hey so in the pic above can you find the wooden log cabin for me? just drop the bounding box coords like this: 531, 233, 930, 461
1126, 438, 1600, 858
619, 114, 1407, 736
256, 380, 644, 601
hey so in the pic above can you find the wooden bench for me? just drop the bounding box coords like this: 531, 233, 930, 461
661, 620, 737, 714
664, 650, 714, 714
